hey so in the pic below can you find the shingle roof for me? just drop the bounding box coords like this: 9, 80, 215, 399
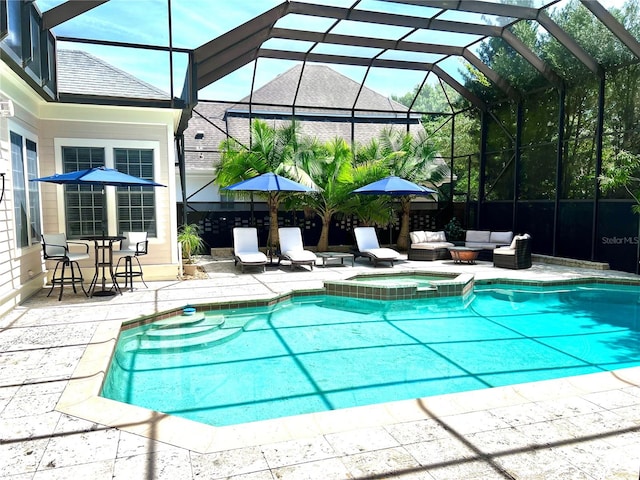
183, 65, 422, 173
231, 65, 411, 115
57, 50, 169, 99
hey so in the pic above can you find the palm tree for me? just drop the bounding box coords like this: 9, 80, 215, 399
345, 144, 393, 228
215, 119, 317, 250
297, 137, 354, 252
377, 128, 447, 250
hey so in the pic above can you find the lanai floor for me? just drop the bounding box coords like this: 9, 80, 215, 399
1, 254, 640, 479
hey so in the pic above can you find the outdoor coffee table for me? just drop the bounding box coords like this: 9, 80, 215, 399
448, 246, 483, 264
316, 252, 354, 267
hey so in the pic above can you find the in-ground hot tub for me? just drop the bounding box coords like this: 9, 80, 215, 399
324, 270, 474, 300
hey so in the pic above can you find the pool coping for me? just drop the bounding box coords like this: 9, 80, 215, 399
56, 275, 640, 454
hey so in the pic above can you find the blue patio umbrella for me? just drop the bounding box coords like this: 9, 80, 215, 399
221, 172, 315, 193
31, 166, 165, 188
351, 176, 436, 195
222, 172, 316, 251
32, 166, 166, 237
352, 176, 436, 246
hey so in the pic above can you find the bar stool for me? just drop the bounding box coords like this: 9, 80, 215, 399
42, 233, 90, 301
113, 232, 148, 291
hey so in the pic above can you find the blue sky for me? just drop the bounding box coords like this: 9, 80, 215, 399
35, 0, 478, 101
34, 0, 629, 102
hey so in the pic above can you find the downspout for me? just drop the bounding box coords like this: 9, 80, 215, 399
176, 133, 187, 226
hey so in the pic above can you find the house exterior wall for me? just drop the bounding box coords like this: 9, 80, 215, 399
0, 62, 181, 312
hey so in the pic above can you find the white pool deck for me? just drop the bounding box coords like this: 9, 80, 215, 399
2, 254, 640, 479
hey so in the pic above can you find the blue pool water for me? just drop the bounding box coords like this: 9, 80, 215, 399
102, 283, 640, 426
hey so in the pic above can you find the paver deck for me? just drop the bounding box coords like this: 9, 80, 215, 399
1, 255, 639, 479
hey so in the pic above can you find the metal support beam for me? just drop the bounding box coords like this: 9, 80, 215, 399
553, 87, 566, 257
42, 0, 109, 29
462, 50, 521, 102
432, 65, 486, 111
513, 102, 523, 229
501, 29, 564, 89
579, 0, 640, 60
271, 27, 464, 56
387, 0, 540, 20
591, 75, 605, 261
537, 10, 603, 77
478, 110, 488, 227
287, 1, 502, 36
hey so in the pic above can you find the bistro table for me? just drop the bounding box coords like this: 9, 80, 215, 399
82, 235, 125, 297
448, 246, 483, 264
315, 251, 355, 267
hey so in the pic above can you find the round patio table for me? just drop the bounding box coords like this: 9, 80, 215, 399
448, 246, 483, 264
82, 235, 124, 296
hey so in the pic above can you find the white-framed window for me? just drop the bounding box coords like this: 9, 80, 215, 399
55, 139, 160, 239
10, 129, 41, 248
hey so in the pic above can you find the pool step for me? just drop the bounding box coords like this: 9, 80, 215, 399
153, 312, 206, 328
146, 315, 225, 339
133, 327, 243, 352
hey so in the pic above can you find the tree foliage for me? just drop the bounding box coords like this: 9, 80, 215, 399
393, 0, 640, 204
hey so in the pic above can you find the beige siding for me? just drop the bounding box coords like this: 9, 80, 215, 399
0, 63, 181, 310
38, 119, 177, 275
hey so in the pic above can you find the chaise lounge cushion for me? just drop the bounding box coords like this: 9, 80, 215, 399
354, 227, 400, 267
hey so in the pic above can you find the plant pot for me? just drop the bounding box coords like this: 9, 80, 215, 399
182, 263, 199, 276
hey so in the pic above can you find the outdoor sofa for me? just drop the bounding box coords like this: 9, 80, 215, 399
408, 230, 454, 261
465, 230, 513, 261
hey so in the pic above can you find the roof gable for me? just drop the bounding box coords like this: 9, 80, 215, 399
57, 50, 169, 100
232, 65, 409, 114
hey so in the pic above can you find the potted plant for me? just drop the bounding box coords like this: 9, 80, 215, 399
444, 217, 465, 244
178, 223, 205, 276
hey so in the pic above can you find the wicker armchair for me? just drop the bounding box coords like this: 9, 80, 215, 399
493, 235, 532, 269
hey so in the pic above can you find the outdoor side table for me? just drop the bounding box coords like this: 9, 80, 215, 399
316, 252, 354, 267
82, 235, 125, 297
448, 246, 482, 264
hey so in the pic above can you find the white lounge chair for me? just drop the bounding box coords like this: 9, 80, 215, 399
232, 227, 268, 273
277, 227, 317, 271
353, 227, 400, 267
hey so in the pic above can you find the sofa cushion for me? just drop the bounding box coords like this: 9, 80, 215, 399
411, 241, 454, 250
424, 230, 446, 242
493, 247, 515, 256
465, 230, 491, 243
490, 231, 513, 245
409, 231, 421, 244
466, 242, 499, 250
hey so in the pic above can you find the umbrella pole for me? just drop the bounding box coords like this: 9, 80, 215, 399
250, 192, 255, 227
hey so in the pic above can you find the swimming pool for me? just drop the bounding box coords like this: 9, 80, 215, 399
102, 282, 640, 427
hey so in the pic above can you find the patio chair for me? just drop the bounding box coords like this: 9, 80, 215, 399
277, 227, 317, 271
493, 234, 532, 269
232, 227, 268, 273
113, 232, 148, 290
42, 233, 90, 301
352, 226, 400, 267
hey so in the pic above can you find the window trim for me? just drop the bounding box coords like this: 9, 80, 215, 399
8, 122, 41, 254
54, 138, 161, 238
